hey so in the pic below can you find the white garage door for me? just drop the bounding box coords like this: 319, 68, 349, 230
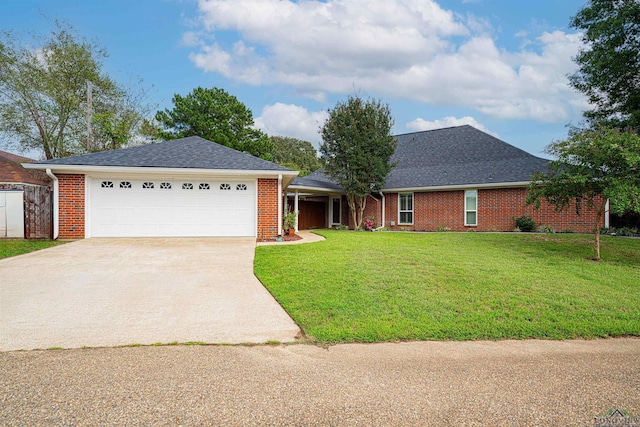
90, 178, 256, 237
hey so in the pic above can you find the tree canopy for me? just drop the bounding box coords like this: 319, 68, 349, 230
569, 0, 640, 131
0, 22, 151, 159
527, 128, 640, 260
270, 136, 321, 176
152, 87, 273, 160
320, 95, 396, 230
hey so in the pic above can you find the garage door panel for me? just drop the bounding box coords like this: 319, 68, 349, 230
90, 179, 256, 237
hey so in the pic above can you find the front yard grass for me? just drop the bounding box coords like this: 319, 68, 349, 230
255, 231, 640, 343
0, 239, 63, 260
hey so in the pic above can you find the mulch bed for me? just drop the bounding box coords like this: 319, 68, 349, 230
257, 233, 303, 243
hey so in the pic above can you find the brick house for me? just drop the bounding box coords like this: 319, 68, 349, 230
24, 137, 297, 240
288, 125, 605, 233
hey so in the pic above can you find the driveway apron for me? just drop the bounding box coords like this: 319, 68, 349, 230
0, 238, 301, 351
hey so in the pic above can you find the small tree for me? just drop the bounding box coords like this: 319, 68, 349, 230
153, 87, 273, 160
320, 96, 396, 230
527, 128, 640, 260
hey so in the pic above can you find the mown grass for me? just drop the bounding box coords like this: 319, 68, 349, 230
255, 230, 640, 343
0, 239, 63, 260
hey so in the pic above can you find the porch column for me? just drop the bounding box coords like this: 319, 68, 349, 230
294, 191, 299, 231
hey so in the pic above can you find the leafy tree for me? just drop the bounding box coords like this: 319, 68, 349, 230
527, 128, 640, 260
569, 0, 640, 131
153, 87, 273, 160
320, 96, 396, 230
0, 22, 150, 159
270, 136, 321, 176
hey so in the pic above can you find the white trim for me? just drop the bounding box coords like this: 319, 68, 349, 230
84, 175, 91, 238
278, 175, 283, 236
605, 199, 610, 229
255, 178, 259, 238
294, 191, 299, 232
380, 191, 386, 228
45, 169, 59, 239
287, 185, 342, 193
24, 163, 297, 178
383, 181, 531, 193
398, 192, 414, 225
464, 189, 478, 226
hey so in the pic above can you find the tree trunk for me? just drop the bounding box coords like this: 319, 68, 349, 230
347, 194, 357, 230
356, 195, 367, 230
592, 198, 607, 261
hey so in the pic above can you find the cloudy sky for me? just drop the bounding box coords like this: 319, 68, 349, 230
3, 0, 589, 157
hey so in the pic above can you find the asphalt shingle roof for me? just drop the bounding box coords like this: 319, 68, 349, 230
32, 136, 292, 172
0, 150, 50, 186
291, 125, 550, 190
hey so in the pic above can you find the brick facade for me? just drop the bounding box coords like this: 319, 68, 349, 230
58, 174, 85, 239
257, 178, 280, 240
383, 187, 602, 233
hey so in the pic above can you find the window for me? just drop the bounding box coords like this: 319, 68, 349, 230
160, 182, 172, 189
236, 184, 247, 191
182, 183, 194, 190
465, 190, 477, 226
199, 183, 210, 190
220, 183, 231, 190
331, 197, 341, 225
119, 181, 132, 189
399, 193, 413, 224
101, 181, 114, 188
142, 182, 154, 189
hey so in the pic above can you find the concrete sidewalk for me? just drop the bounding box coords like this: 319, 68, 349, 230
1, 338, 638, 426
0, 238, 301, 350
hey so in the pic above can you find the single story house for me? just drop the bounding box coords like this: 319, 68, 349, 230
1, 150, 52, 239
288, 125, 606, 233
24, 137, 297, 240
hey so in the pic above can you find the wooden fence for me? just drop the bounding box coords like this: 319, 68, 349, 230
24, 186, 52, 239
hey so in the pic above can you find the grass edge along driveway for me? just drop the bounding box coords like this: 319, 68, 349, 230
0, 239, 63, 260
255, 230, 640, 343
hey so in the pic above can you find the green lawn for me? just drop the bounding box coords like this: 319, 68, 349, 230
0, 239, 63, 260
254, 230, 640, 343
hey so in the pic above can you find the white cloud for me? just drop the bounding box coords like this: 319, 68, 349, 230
406, 116, 498, 136
187, 0, 587, 123
254, 103, 329, 146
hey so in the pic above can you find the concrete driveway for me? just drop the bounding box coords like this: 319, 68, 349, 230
0, 238, 301, 351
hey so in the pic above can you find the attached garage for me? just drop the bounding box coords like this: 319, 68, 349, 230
89, 178, 256, 237
24, 136, 298, 240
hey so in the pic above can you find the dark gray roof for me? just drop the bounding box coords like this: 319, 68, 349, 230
291, 125, 550, 190
33, 136, 292, 172
290, 169, 343, 190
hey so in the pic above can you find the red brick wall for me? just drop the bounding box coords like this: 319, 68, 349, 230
383, 187, 602, 233
58, 174, 85, 239
257, 178, 279, 240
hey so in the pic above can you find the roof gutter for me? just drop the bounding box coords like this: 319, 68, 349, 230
45, 168, 59, 240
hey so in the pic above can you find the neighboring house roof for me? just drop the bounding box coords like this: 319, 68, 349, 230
0, 150, 50, 186
29, 136, 293, 172
291, 125, 550, 191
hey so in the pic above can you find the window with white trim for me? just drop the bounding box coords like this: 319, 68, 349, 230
182, 183, 194, 190
220, 183, 231, 190
160, 182, 172, 189
465, 190, 478, 226
236, 184, 247, 191
399, 193, 413, 224
199, 183, 210, 190
101, 181, 114, 188
119, 181, 132, 189
142, 182, 154, 189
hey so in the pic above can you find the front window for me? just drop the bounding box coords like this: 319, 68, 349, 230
399, 193, 413, 224
465, 190, 477, 226
331, 197, 341, 225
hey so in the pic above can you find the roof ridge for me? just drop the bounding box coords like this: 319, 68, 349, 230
392, 125, 472, 138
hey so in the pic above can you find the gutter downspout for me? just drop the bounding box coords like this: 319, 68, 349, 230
278, 174, 283, 236
379, 191, 385, 228
605, 199, 610, 229
46, 168, 59, 240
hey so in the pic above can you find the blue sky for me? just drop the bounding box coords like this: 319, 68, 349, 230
2, 0, 589, 157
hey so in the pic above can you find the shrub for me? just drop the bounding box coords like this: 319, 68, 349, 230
363, 217, 377, 232
539, 225, 555, 233
436, 226, 451, 232
513, 216, 537, 232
